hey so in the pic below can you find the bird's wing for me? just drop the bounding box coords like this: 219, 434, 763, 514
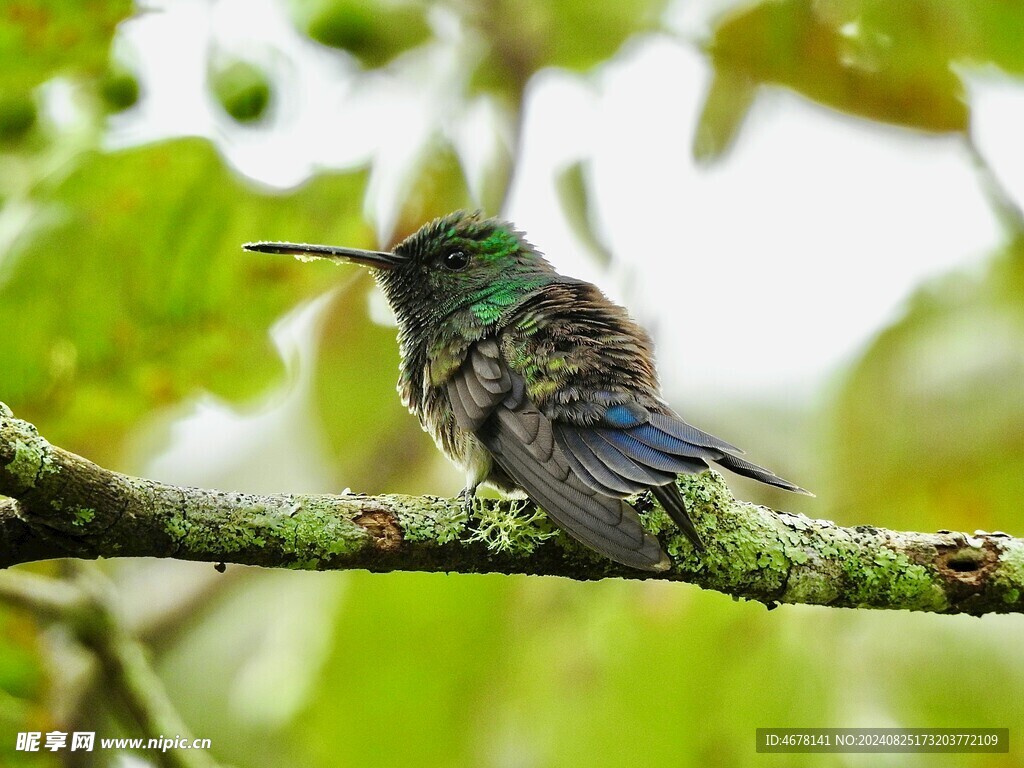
550, 403, 725, 550
446, 340, 669, 571
552, 403, 724, 496
551, 399, 809, 496
548, 399, 809, 549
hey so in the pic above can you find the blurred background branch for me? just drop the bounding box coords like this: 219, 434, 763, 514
0, 566, 221, 768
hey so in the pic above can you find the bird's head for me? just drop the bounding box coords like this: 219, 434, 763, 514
244, 211, 556, 327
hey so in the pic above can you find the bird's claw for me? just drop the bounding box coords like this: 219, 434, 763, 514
459, 486, 477, 516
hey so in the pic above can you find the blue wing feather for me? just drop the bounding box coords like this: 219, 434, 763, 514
554, 401, 807, 498
596, 428, 709, 475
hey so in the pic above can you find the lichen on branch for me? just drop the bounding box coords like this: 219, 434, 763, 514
1, 401, 1022, 615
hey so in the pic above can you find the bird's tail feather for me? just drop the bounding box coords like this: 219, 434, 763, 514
714, 453, 813, 496
651, 483, 705, 551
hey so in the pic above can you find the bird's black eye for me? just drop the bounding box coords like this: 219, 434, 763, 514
442, 250, 469, 271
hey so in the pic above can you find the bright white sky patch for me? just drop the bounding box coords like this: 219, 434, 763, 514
966, 70, 1024, 215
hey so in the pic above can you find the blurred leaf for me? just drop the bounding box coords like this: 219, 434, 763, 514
210, 60, 273, 124
965, 0, 1024, 74
0, 611, 44, 700
831, 241, 1024, 533
98, 67, 140, 113
556, 161, 613, 268
467, 0, 668, 100
693, 66, 756, 164
467, 52, 519, 104
0, 93, 36, 146
538, 0, 667, 72
277, 569, 1024, 768
0, 139, 371, 466
707, 0, 969, 134
290, 0, 431, 68
851, 0, 1024, 76
391, 139, 473, 241
479, 582, 836, 768
470, 100, 514, 215
475, 139, 512, 216
0, 0, 133, 93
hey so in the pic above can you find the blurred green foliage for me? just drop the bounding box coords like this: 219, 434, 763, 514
0, 609, 55, 768
466, 0, 668, 97
98, 67, 140, 113
291, 0, 432, 67
0, 140, 371, 466
211, 60, 273, 123
832, 240, 1024, 533
314, 279, 438, 493
0, 94, 37, 146
310, 143, 478, 491
698, 0, 1024, 160
1, 0, 1023, 767
0, 0, 133, 94
154, 573, 1024, 768
556, 161, 614, 268
291, 0, 669, 97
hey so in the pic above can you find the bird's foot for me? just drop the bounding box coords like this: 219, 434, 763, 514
458, 485, 479, 516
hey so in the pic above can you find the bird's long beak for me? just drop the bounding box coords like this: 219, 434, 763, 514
242, 241, 404, 270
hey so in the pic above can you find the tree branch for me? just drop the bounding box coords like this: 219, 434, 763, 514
1, 401, 1022, 615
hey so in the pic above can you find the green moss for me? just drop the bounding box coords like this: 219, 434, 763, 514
835, 541, 947, 612
717, 527, 789, 592
678, 471, 733, 509
659, 472, 948, 611
288, 558, 323, 571
7, 439, 43, 488
994, 542, 1024, 605
784, 564, 841, 605
166, 507, 265, 557
468, 500, 558, 555
3, 423, 57, 490
73, 508, 96, 527
165, 514, 188, 540
695, 513, 790, 593
390, 495, 467, 544
165, 496, 368, 570
390, 494, 564, 556
278, 497, 368, 564
637, 504, 671, 535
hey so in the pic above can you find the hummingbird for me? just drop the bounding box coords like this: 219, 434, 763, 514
244, 211, 809, 571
